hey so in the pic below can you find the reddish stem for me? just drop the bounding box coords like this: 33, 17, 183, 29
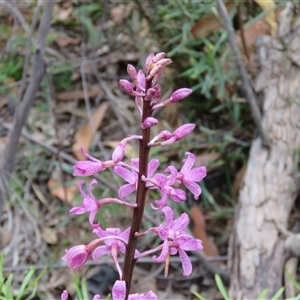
122, 80, 152, 297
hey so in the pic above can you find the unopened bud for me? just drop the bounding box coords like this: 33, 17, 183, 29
127, 64, 137, 82
140, 117, 158, 129
136, 70, 146, 91
112, 144, 125, 163
173, 123, 195, 140
170, 88, 192, 103
152, 52, 166, 63
119, 79, 133, 94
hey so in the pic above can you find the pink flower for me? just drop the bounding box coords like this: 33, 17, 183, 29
70, 180, 137, 228
92, 227, 139, 277
146, 167, 186, 209
177, 152, 207, 199
73, 146, 113, 176
92, 227, 130, 258
61, 245, 91, 272
112, 280, 157, 300
152, 206, 203, 276
70, 180, 99, 227
114, 159, 159, 199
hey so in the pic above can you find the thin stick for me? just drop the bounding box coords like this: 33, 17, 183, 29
0, 1, 56, 218
0, 0, 30, 33
2, 255, 228, 272
1, 122, 118, 193
216, 0, 271, 147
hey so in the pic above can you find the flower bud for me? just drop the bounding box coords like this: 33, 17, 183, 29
152, 52, 166, 63
119, 79, 133, 94
145, 88, 156, 101
145, 53, 155, 72
136, 70, 146, 91
140, 117, 158, 129
170, 88, 192, 103
112, 144, 125, 163
127, 64, 137, 82
173, 123, 195, 140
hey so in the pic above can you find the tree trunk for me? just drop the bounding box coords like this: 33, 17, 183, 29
229, 4, 300, 299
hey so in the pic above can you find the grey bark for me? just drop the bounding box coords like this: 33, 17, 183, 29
229, 4, 300, 299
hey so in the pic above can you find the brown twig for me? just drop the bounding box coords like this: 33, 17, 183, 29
216, 0, 271, 147
2, 255, 227, 272
1, 122, 118, 193
0, 0, 56, 219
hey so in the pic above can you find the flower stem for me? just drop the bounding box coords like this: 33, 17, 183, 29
122, 81, 152, 297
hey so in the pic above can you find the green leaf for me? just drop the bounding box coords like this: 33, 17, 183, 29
16, 268, 35, 300
257, 289, 268, 300
215, 274, 230, 300
81, 278, 89, 300
74, 274, 83, 299
192, 290, 207, 300
285, 266, 300, 292
271, 287, 284, 300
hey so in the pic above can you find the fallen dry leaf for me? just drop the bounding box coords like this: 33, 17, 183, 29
56, 87, 103, 101
41, 227, 58, 244
191, 205, 220, 259
254, 0, 277, 34
47, 178, 77, 203
72, 102, 109, 160
236, 20, 271, 50
57, 6, 73, 21
195, 152, 221, 168
56, 36, 80, 48
191, 2, 235, 38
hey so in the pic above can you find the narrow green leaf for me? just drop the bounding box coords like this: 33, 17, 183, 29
192, 290, 207, 300
74, 274, 83, 299
285, 266, 300, 292
271, 287, 284, 300
257, 289, 268, 300
81, 278, 89, 300
16, 268, 35, 300
215, 274, 230, 300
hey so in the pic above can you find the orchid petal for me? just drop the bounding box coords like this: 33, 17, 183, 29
112, 280, 126, 300
92, 245, 111, 260
185, 167, 207, 182
114, 166, 136, 183
118, 183, 136, 199
180, 152, 195, 173
178, 248, 192, 276
153, 240, 169, 262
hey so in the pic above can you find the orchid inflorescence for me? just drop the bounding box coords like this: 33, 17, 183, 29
61, 53, 206, 300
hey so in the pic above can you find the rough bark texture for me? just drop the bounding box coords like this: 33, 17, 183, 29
229, 4, 300, 299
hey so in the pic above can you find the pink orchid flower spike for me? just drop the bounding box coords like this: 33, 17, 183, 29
177, 152, 207, 199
